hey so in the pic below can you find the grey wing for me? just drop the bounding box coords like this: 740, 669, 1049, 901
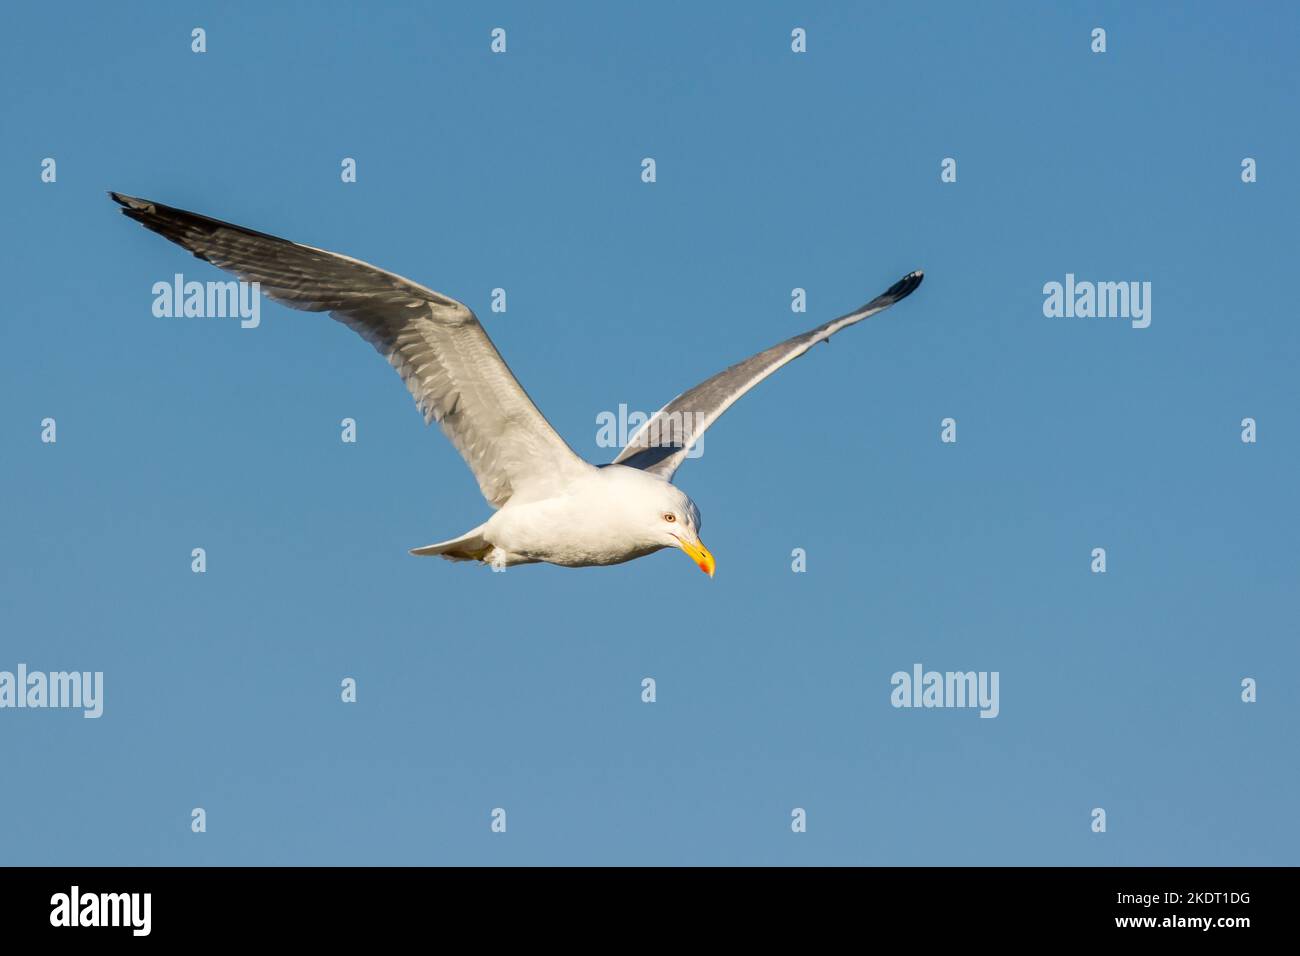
611, 271, 924, 480
112, 192, 590, 509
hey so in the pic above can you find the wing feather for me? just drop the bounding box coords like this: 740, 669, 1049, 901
612, 271, 923, 480
112, 192, 589, 508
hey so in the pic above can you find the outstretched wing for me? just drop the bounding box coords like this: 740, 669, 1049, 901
111, 192, 591, 509
612, 271, 923, 480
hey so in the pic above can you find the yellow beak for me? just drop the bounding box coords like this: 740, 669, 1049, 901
678, 537, 716, 578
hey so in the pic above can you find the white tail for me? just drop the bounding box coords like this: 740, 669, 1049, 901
409, 524, 491, 562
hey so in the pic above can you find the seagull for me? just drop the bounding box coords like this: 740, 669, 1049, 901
111, 193, 922, 576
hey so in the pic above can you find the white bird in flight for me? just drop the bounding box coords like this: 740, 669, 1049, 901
112, 192, 923, 577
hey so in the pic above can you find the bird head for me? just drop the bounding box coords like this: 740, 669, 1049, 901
651, 486, 713, 578
599, 465, 714, 577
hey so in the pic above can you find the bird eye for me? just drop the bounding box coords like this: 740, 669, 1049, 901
663, 513, 676, 523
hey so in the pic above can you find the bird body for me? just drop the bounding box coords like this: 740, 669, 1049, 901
111, 192, 922, 577
429, 464, 698, 570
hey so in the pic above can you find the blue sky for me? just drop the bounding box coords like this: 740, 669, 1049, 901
2, 1, 1296, 865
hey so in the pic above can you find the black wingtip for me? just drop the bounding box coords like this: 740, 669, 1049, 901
853, 269, 923, 316
108, 192, 299, 249
108, 192, 160, 223
885, 269, 924, 302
